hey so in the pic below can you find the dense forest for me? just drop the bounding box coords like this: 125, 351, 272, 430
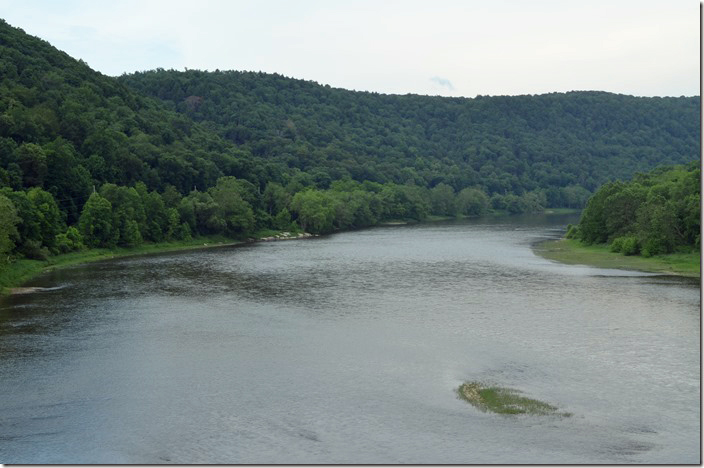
0, 19, 700, 265
567, 162, 700, 256
118, 69, 698, 204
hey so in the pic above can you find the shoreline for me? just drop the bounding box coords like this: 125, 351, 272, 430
0, 231, 318, 297
0, 210, 582, 296
534, 238, 700, 278
0, 237, 243, 296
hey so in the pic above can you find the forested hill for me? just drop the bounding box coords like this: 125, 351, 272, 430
0, 18, 700, 266
0, 19, 263, 221
118, 69, 700, 205
1, 16, 699, 209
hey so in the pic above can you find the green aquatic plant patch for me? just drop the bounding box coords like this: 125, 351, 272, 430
457, 382, 571, 416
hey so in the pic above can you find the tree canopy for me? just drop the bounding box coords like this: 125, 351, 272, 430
0, 18, 699, 264
567, 163, 700, 257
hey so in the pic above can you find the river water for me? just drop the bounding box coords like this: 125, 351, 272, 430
0, 214, 699, 464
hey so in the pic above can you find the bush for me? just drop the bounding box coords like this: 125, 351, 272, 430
641, 237, 668, 257
610, 235, 639, 256
176, 222, 192, 241
55, 226, 85, 254
609, 237, 624, 252
21, 239, 49, 260
620, 236, 639, 255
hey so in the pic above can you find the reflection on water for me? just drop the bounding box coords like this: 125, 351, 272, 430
0, 214, 699, 464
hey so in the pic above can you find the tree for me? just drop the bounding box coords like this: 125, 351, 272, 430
574, 164, 699, 255
430, 183, 455, 216
179, 190, 218, 235
55, 226, 85, 253
78, 192, 114, 247
209, 177, 256, 236
290, 189, 335, 233
165, 207, 183, 240
519, 190, 546, 213
636, 195, 677, 256
1, 188, 41, 255
603, 184, 647, 240
378, 184, 430, 221
577, 181, 625, 245
142, 190, 168, 242
455, 188, 489, 216
273, 208, 292, 230
121, 219, 143, 247
26, 187, 65, 252
15, 143, 47, 188
100, 184, 146, 246
0, 194, 19, 261
263, 182, 290, 215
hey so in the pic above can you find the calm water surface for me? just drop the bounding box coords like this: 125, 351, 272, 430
0, 214, 699, 463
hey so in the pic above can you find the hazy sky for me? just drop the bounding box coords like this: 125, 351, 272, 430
0, 0, 699, 97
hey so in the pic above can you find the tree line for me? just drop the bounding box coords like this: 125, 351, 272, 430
566, 162, 700, 257
0, 19, 699, 265
0, 172, 554, 262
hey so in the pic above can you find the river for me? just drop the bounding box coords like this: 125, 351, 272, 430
0, 213, 699, 464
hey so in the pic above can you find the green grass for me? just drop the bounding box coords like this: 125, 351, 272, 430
0, 258, 46, 293
457, 382, 571, 417
535, 238, 700, 278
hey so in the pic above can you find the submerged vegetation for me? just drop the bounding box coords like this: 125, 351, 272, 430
457, 382, 571, 417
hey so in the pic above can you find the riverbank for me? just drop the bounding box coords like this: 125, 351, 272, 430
535, 238, 700, 278
1, 229, 322, 296
381, 208, 581, 226
0, 210, 579, 296
0, 235, 246, 296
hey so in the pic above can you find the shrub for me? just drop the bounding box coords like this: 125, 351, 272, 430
21, 239, 49, 260
609, 237, 624, 252
620, 236, 639, 255
610, 235, 639, 255
55, 226, 85, 254
641, 238, 668, 257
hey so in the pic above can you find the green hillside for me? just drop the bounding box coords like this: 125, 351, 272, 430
118, 69, 699, 205
0, 18, 699, 276
0, 20, 264, 217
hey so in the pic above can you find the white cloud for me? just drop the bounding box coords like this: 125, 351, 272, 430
430, 77, 455, 92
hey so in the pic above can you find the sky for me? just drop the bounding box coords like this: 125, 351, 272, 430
0, 0, 699, 98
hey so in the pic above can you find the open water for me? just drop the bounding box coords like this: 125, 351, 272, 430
0, 214, 699, 463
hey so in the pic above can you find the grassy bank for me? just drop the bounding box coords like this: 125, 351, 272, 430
535, 238, 700, 278
0, 235, 244, 295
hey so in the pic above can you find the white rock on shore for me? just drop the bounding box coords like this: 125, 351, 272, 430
258, 232, 316, 241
